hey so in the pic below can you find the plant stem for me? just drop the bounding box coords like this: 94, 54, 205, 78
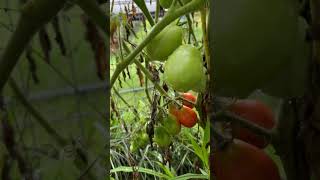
200, 7, 210, 71
134, 60, 168, 97
214, 111, 274, 140
0, 0, 66, 92
155, 0, 160, 23
110, 0, 206, 88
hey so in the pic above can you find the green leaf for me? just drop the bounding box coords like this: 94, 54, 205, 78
156, 162, 175, 178
169, 173, 209, 180
110, 166, 170, 179
186, 132, 204, 164
203, 120, 210, 146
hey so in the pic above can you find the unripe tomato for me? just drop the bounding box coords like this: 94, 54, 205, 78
145, 24, 183, 61
164, 45, 206, 92
213, 139, 281, 180
212, 0, 300, 97
154, 126, 171, 147
130, 140, 139, 152
181, 92, 197, 108
162, 114, 181, 135
261, 16, 310, 98
130, 132, 149, 152
229, 99, 275, 148
169, 105, 198, 128
140, 133, 149, 146
159, 0, 173, 9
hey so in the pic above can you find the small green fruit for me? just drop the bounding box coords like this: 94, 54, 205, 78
162, 114, 181, 135
164, 44, 206, 92
145, 25, 183, 61
154, 126, 171, 147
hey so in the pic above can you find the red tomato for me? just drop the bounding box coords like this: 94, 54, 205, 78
213, 139, 281, 180
169, 105, 198, 128
181, 92, 197, 108
229, 99, 275, 148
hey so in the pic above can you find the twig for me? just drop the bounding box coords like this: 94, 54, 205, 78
214, 111, 274, 140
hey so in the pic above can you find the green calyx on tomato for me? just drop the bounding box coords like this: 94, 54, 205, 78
228, 99, 275, 148
154, 126, 172, 147
164, 45, 206, 92
212, 0, 301, 98
213, 139, 281, 180
162, 113, 181, 135
145, 24, 183, 61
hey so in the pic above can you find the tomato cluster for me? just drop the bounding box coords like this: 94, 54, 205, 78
212, 99, 280, 179
228, 99, 276, 148
153, 93, 199, 147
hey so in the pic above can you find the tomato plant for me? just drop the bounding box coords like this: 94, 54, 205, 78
169, 104, 198, 128
164, 45, 206, 92
212, 139, 281, 180
181, 92, 197, 108
145, 24, 183, 61
228, 99, 275, 148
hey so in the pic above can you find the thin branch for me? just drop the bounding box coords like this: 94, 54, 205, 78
0, 0, 67, 91
214, 111, 274, 140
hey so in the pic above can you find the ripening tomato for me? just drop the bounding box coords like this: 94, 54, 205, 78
169, 105, 198, 128
162, 114, 181, 135
145, 24, 183, 61
164, 45, 206, 92
181, 92, 197, 108
212, 0, 300, 97
213, 139, 281, 180
228, 99, 275, 148
154, 126, 171, 147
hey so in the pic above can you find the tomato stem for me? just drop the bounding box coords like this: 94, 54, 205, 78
214, 111, 274, 140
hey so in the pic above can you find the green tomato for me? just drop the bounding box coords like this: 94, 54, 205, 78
164, 45, 206, 92
130, 140, 139, 152
145, 25, 183, 61
140, 133, 149, 146
159, 0, 173, 9
261, 16, 310, 98
162, 114, 181, 135
154, 126, 172, 147
212, 0, 300, 97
